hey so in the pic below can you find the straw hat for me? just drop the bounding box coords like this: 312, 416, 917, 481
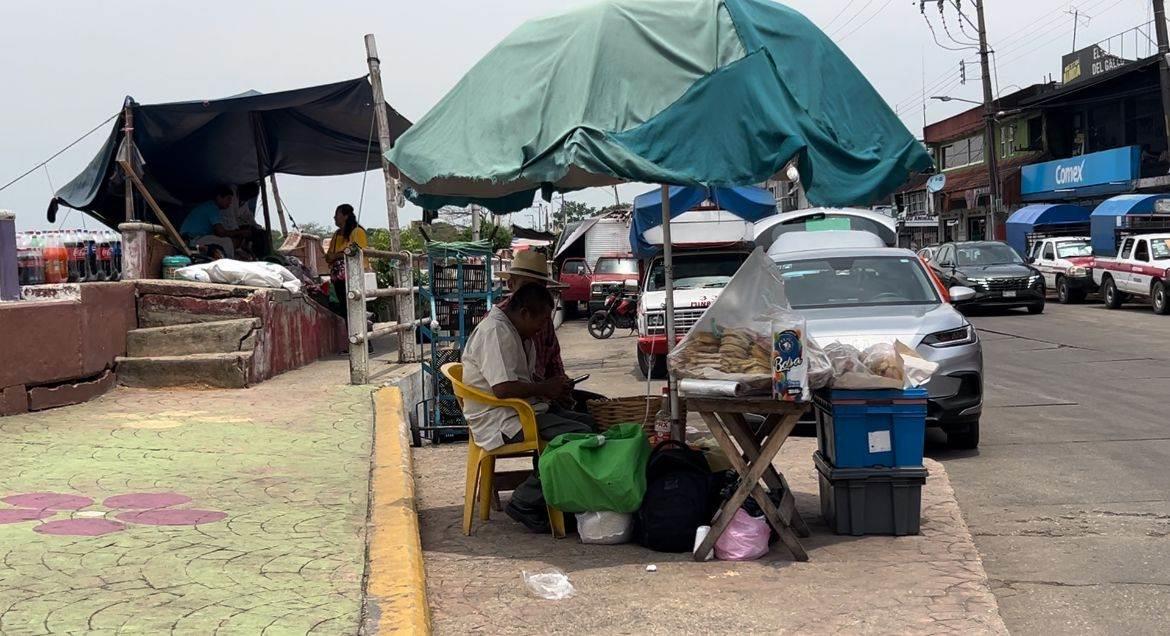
498, 250, 561, 286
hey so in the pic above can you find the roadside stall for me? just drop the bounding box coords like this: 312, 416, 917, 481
389, 0, 932, 559
1004, 203, 1091, 258
47, 76, 411, 280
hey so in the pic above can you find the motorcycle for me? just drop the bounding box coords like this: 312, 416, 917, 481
588, 280, 640, 339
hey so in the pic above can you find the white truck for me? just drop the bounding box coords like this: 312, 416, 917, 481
635, 210, 754, 378
1091, 233, 1170, 314
1025, 236, 1097, 304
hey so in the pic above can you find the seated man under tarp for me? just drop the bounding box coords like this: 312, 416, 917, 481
461, 283, 598, 533
179, 185, 270, 260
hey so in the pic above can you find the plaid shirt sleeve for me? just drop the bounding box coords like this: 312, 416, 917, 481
531, 318, 565, 383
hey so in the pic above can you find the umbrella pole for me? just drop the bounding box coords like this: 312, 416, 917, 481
659, 185, 683, 440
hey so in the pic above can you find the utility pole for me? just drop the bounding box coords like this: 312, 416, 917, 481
1153, 0, 1170, 145
470, 205, 482, 241
974, 0, 1000, 239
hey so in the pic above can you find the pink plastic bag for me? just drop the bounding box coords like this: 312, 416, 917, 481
714, 508, 770, 561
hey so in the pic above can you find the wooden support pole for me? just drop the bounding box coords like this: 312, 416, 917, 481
257, 178, 273, 236
268, 173, 289, 236
122, 100, 135, 223
117, 159, 191, 258
365, 33, 415, 363
251, 115, 274, 236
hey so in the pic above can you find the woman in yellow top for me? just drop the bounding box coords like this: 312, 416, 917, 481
324, 203, 368, 315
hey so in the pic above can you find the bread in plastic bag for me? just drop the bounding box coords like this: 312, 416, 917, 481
668, 249, 797, 392
861, 342, 905, 382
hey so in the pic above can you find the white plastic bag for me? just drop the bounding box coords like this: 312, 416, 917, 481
176, 259, 302, 293
522, 568, 576, 600
713, 508, 770, 561
575, 511, 633, 545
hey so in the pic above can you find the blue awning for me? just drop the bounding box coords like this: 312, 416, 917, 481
629, 185, 776, 258
1089, 194, 1170, 255
1004, 204, 1090, 256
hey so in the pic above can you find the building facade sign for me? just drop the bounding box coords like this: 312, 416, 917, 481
1062, 45, 1130, 85
1020, 146, 1140, 198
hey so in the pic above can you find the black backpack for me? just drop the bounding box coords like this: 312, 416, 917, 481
636, 440, 713, 552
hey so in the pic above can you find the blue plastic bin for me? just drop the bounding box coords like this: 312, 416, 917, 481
813, 388, 927, 468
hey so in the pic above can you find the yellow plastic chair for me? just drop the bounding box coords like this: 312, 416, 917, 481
441, 363, 566, 538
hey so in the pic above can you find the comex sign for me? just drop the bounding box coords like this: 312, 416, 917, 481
1054, 159, 1086, 186
1021, 145, 1139, 200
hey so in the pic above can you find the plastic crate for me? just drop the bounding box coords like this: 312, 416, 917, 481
814, 451, 927, 536
435, 299, 489, 332
813, 388, 927, 469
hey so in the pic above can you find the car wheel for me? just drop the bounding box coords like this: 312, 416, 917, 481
1056, 276, 1073, 304
1103, 277, 1124, 309
1153, 280, 1170, 315
948, 421, 980, 450
1027, 300, 1045, 314
637, 348, 667, 379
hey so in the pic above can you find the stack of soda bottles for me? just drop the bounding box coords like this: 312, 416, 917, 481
16, 230, 123, 285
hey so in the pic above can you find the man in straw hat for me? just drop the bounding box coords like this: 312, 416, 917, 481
497, 250, 608, 407
463, 276, 597, 533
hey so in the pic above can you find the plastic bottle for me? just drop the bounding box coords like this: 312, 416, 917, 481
27, 233, 45, 285
100, 231, 115, 281
65, 230, 83, 282
89, 230, 109, 281
109, 231, 122, 281
16, 233, 30, 285
84, 231, 98, 281
43, 231, 68, 284
652, 388, 672, 447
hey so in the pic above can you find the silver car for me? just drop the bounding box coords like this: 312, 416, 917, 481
772, 246, 983, 449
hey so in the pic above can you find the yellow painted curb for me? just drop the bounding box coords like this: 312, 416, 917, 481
368, 386, 431, 635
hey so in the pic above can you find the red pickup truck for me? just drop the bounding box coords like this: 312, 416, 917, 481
557, 257, 592, 316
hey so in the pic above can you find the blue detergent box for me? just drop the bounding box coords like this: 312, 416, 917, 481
813, 388, 928, 469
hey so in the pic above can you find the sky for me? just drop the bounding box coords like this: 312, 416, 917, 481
0, 0, 1155, 233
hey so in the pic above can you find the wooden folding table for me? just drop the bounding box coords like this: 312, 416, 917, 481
688, 397, 811, 562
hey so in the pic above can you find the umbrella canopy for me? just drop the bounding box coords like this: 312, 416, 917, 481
388, 0, 931, 212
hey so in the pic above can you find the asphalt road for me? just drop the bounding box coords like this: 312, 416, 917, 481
933, 300, 1170, 634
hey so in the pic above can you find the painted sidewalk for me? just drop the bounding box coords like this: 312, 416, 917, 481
0, 358, 377, 635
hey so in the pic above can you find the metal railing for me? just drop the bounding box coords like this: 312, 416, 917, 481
344, 245, 431, 384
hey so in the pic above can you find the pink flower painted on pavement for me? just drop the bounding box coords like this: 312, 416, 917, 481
3, 493, 93, 510
0, 490, 226, 536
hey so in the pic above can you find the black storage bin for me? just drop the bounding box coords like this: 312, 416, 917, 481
814, 451, 927, 536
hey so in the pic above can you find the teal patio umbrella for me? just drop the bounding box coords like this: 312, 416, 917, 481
388, 0, 932, 424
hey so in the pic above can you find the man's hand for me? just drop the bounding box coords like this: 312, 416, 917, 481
538, 376, 572, 400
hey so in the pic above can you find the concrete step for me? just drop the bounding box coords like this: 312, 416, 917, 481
126, 318, 260, 357
115, 352, 252, 389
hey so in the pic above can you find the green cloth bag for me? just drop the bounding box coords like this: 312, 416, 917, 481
538, 423, 651, 514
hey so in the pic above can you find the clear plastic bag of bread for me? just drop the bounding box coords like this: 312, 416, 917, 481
668, 248, 796, 389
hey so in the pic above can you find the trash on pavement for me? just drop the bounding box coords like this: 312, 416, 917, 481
522, 568, 576, 600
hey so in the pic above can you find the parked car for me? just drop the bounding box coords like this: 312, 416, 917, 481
772, 246, 983, 449
1091, 233, 1170, 314
1025, 236, 1097, 304
588, 255, 640, 313
930, 241, 1045, 314
917, 245, 940, 263
556, 257, 591, 316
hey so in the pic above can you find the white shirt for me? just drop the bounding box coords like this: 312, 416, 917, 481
461, 306, 544, 451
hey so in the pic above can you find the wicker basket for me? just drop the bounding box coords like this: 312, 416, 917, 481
586, 395, 687, 435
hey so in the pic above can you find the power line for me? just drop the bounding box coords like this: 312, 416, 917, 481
830, 0, 879, 37
823, 0, 860, 31
837, 0, 896, 40
0, 113, 118, 194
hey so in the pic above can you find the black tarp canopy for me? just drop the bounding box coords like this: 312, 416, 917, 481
49, 76, 411, 230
